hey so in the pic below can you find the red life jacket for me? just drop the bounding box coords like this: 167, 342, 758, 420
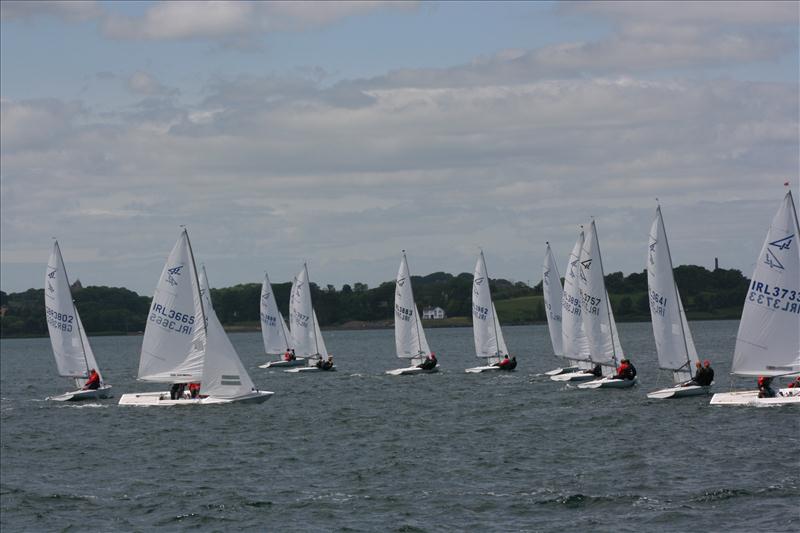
86, 372, 100, 386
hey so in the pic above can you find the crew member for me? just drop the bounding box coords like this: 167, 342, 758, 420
83, 369, 100, 390
613, 359, 636, 380
757, 376, 776, 398
585, 364, 602, 377
495, 355, 511, 369
700, 360, 714, 386
188, 382, 201, 398
284, 350, 292, 362
417, 353, 438, 370
321, 355, 334, 371
683, 361, 704, 387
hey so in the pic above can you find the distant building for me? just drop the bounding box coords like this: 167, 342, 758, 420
422, 306, 446, 320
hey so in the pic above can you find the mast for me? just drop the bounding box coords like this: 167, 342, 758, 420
184, 228, 208, 348
482, 249, 502, 358
592, 220, 620, 367
404, 251, 425, 357
55, 240, 91, 378
658, 204, 693, 375
306, 263, 321, 357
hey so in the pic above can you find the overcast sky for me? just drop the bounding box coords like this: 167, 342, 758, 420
1, 1, 798, 295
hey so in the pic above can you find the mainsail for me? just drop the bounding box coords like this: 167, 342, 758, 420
138, 230, 205, 382
542, 243, 564, 357
732, 191, 800, 377
561, 230, 592, 365
260, 272, 292, 355
395, 252, 431, 361
45, 241, 103, 384
578, 220, 624, 370
472, 251, 507, 363
647, 206, 698, 383
289, 264, 326, 359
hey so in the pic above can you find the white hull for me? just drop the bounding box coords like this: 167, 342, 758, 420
465, 365, 511, 374
48, 385, 113, 402
118, 390, 273, 406
710, 389, 800, 406
647, 384, 710, 399
284, 366, 337, 373
550, 370, 596, 382
544, 366, 580, 376
386, 366, 440, 376
258, 358, 307, 369
577, 376, 637, 389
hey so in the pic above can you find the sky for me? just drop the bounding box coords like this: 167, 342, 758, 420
1, 0, 798, 295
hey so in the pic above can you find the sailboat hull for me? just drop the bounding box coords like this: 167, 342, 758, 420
284, 366, 337, 373
550, 371, 595, 382
259, 358, 307, 369
577, 376, 637, 389
545, 366, 580, 376
710, 389, 800, 406
118, 390, 274, 406
647, 384, 710, 399
465, 365, 509, 374
386, 366, 440, 376
48, 385, 113, 402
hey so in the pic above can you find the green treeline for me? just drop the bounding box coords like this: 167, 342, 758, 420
0, 266, 749, 338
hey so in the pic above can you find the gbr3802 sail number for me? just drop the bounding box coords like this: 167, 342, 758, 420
748, 280, 800, 313
45, 305, 73, 331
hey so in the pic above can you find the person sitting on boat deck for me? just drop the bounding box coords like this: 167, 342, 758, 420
757, 376, 776, 398
613, 359, 636, 380
495, 355, 515, 370
290, 349, 296, 361
682, 361, 705, 387
321, 355, 334, 371
585, 364, 602, 377
188, 382, 201, 399
283, 349, 293, 362
506, 356, 517, 370
417, 353, 438, 370
82, 369, 100, 390
169, 382, 186, 400
699, 360, 714, 386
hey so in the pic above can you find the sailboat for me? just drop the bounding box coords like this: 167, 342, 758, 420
646, 206, 708, 399
386, 251, 439, 376
711, 191, 800, 406
284, 263, 336, 373
549, 230, 597, 382
258, 272, 303, 368
44, 241, 112, 401
118, 230, 273, 405
466, 250, 515, 373
575, 220, 636, 389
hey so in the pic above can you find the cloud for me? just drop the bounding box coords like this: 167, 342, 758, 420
0, 0, 101, 22
101, 1, 416, 42
127, 70, 177, 97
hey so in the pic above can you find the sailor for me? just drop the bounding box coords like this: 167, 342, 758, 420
683, 361, 704, 387
417, 353, 437, 370
585, 364, 602, 377
757, 376, 776, 398
614, 359, 636, 380
82, 369, 100, 390
283, 349, 292, 362
699, 360, 714, 386
290, 349, 296, 361
507, 356, 517, 370
188, 382, 201, 398
169, 383, 181, 400
321, 355, 334, 371
494, 355, 511, 369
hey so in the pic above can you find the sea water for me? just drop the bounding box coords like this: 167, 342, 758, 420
1, 321, 797, 532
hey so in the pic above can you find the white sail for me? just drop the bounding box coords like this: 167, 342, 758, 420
260, 272, 292, 355
542, 243, 564, 357
138, 230, 204, 382
578, 221, 623, 369
472, 251, 505, 363
647, 206, 698, 383
312, 310, 329, 359
732, 191, 800, 377
562, 231, 592, 363
289, 264, 326, 358
492, 302, 509, 357
395, 253, 431, 360
197, 266, 256, 398
45, 241, 99, 381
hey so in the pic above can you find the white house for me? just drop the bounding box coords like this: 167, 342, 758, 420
422, 306, 446, 320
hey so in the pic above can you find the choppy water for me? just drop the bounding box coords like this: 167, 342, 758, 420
1, 321, 798, 532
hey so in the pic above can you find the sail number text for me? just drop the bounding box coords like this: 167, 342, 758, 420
748, 279, 800, 313
46, 306, 73, 332
580, 291, 601, 316
395, 304, 414, 322
649, 289, 668, 317
473, 304, 489, 320
149, 303, 195, 334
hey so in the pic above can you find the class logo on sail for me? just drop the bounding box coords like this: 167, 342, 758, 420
166, 265, 183, 286
543, 269, 550, 286
261, 291, 271, 303
769, 234, 794, 251
397, 276, 406, 287
569, 259, 578, 279
764, 249, 784, 271
648, 239, 657, 265
579, 258, 591, 281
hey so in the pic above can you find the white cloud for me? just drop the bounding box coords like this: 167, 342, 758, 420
127, 70, 176, 97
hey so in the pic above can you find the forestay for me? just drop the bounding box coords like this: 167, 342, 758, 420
562, 231, 592, 365
45, 241, 102, 383
198, 266, 256, 398
579, 221, 624, 370
138, 230, 204, 383
395, 253, 430, 361
472, 251, 506, 363
647, 206, 698, 383
732, 191, 800, 377
542, 243, 564, 357
260, 272, 292, 355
